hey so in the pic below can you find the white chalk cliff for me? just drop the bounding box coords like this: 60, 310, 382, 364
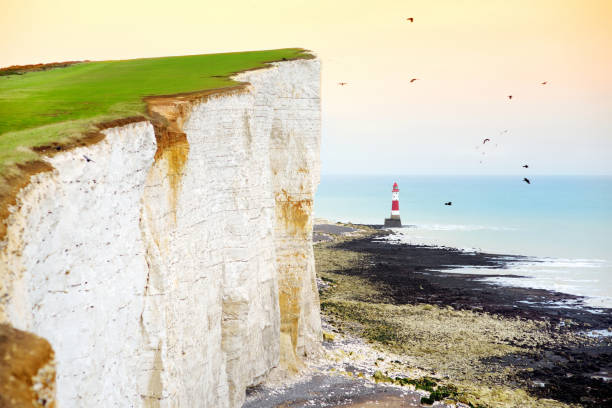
0, 59, 321, 407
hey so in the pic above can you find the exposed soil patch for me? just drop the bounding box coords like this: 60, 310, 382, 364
0, 161, 53, 241
0, 61, 84, 76
31, 116, 147, 156
0, 324, 56, 407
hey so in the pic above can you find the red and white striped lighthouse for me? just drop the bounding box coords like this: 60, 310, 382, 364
391, 182, 400, 217
384, 182, 402, 228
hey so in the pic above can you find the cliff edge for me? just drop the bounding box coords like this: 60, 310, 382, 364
0, 58, 321, 407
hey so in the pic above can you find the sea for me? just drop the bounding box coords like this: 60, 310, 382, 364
314, 175, 612, 310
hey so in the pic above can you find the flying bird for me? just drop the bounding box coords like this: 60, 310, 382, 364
83, 155, 94, 163
508, 95, 513, 100
483, 138, 491, 144
406, 17, 414, 22
522, 164, 529, 168
444, 201, 452, 206
410, 78, 419, 83
338, 82, 348, 86
523, 178, 531, 184
541, 81, 547, 85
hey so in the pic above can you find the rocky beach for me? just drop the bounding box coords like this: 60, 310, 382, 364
246, 223, 611, 407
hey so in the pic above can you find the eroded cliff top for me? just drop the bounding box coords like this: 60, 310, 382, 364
0, 48, 312, 174
0, 48, 313, 238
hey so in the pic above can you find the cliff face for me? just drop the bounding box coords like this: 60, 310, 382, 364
0, 59, 321, 407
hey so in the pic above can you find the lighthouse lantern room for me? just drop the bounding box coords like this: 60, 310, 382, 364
384, 182, 402, 228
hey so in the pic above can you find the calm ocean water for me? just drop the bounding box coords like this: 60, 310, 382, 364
314, 175, 612, 308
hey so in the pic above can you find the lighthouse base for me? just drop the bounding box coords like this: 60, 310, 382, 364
383, 217, 402, 228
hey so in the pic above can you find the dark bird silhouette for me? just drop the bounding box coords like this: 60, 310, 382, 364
483, 138, 491, 144
444, 201, 452, 206
523, 178, 531, 184
541, 81, 547, 85
522, 164, 529, 168
338, 82, 347, 86
410, 78, 419, 83
83, 155, 94, 163
508, 95, 513, 100
406, 17, 414, 22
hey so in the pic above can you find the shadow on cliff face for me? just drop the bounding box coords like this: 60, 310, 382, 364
274, 188, 318, 373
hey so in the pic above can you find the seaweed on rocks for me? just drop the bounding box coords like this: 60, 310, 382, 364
315, 225, 612, 407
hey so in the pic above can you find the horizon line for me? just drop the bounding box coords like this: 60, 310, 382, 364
320, 173, 612, 177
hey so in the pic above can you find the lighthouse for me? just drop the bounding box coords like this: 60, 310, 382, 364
383, 182, 402, 228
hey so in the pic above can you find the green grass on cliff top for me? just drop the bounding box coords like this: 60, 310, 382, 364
0, 48, 311, 175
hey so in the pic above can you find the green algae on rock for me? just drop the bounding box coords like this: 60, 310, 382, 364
314, 226, 588, 408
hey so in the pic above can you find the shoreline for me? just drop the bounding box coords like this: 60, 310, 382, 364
338, 228, 611, 329
244, 223, 611, 407
318, 224, 612, 407
381, 227, 612, 311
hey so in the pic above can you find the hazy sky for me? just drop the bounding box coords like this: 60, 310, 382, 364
2, 0, 611, 175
